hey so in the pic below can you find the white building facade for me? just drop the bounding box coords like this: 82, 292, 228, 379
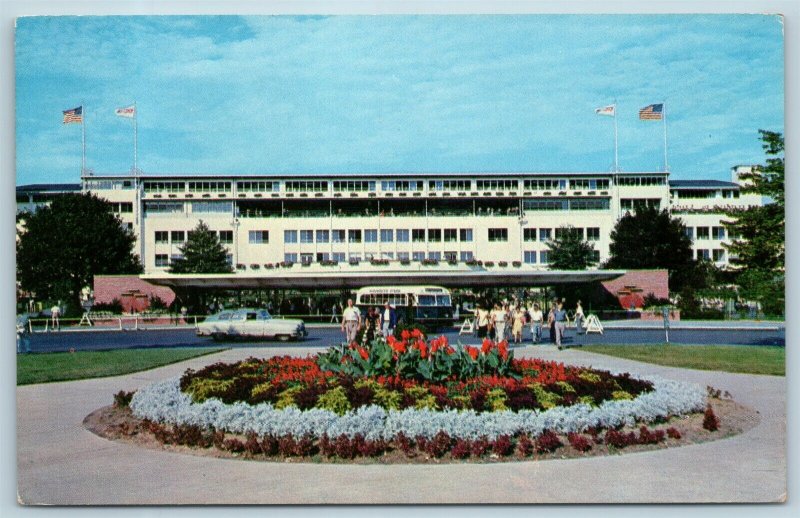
70, 167, 760, 275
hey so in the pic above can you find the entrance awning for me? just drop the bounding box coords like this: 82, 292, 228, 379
141, 265, 626, 290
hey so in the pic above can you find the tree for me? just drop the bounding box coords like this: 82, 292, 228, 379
16, 193, 142, 307
604, 205, 695, 292
723, 130, 784, 271
546, 225, 598, 270
169, 220, 233, 274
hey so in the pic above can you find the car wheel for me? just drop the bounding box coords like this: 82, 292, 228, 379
277, 334, 291, 342
212, 332, 225, 342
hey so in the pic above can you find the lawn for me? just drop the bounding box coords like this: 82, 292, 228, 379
17, 347, 227, 385
580, 344, 784, 376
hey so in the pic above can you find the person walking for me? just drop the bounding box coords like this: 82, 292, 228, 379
363, 307, 379, 345
529, 303, 544, 344
475, 304, 490, 338
511, 305, 525, 345
554, 300, 568, 349
341, 299, 361, 344
380, 301, 397, 339
548, 300, 557, 344
574, 300, 585, 335
490, 303, 506, 342
50, 302, 61, 331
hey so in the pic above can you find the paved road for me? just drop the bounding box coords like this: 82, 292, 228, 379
23, 324, 785, 353
17, 346, 786, 504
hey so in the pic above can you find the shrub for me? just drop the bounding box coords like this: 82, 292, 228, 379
703, 404, 720, 431
604, 429, 637, 449
517, 434, 534, 456
395, 433, 416, 458
666, 427, 682, 439
471, 436, 491, 457
92, 298, 124, 314
317, 386, 352, 415
244, 433, 262, 455
567, 433, 592, 452
535, 430, 563, 453
260, 434, 279, 456
113, 390, 135, 408
637, 426, 666, 445
451, 439, 472, 459
492, 435, 515, 456
278, 435, 298, 456
425, 431, 453, 458
223, 438, 245, 453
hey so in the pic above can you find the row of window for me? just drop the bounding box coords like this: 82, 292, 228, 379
697, 249, 727, 261
685, 226, 727, 240
616, 176, 666, 186
144, 201, 233, 214
281, 251, 477, 263
672, 189, 740, 199
280, 228, 477, 244
154, 230, 233, 244
620, 198, 662, 210
522, 198, 611, 211
522, 227, 601, 242
109, 202, 133, 213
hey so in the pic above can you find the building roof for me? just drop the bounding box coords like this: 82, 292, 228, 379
81, 170, 668, 180
16, 183, 81, 193
669, 180, 739, 189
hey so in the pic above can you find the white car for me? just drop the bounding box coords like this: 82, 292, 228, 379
196, 308, 307, 342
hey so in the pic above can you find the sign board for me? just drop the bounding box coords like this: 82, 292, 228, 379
584, 314, 604, 334
459, 318, 474, 335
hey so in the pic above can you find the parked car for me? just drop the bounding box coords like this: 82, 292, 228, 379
196, 308, 307, 342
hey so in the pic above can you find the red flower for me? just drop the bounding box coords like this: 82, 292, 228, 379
349, 341, 358, 350
357, 347, 369, 360
401, 330, 411, 341
411, 328, 424, 339
497, 340, 509, 360
419, 342, 428, 359
481, 339, 493, 355
390, 340, 407, 355
387, 335, 397, 346
465, 346, 479, 361
439, 335, 448, 348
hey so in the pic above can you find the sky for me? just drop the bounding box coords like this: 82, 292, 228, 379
15, 14, 784, 185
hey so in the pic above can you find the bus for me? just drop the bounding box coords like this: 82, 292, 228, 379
355, 285, 454, 330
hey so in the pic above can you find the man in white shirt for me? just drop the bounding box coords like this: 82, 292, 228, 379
380, 301, 397, 338
341, 299, 361, 343
529, 303, 544, 344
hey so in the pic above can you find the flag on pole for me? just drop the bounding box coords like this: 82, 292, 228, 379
62, 106, 83, 124
595, 105, 615, 116
115, 105, 136, 118
639, 103, 664, 120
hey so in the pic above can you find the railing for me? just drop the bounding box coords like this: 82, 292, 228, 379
24, 314, 202, 333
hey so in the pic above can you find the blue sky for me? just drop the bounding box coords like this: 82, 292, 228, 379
15, 14, 784, 185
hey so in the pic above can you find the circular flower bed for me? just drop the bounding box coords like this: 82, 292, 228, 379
120, 333, 710, 460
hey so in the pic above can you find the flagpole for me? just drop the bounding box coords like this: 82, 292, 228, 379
613, 100, 619, 172
133, 101, 138, 175
81, 101, 86, 173
663, 100, 669, 172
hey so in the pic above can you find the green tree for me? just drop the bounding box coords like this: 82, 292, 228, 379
16, 193, 142, 306
723, 130, 784, 271
546, 225, 598, 270
169, 220, 233, 274
604, 205, 695, 292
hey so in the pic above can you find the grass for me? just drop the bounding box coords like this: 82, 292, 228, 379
580, 343, 785, 376
17, 347, 228, 385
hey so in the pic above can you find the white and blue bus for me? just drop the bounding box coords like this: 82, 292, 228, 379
355, 285, 454, 330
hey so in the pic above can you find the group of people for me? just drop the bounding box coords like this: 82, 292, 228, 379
473, 299, 585, 349
340, 299, 398, 344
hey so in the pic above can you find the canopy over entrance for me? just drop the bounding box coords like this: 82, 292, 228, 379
141, 265, 626, 290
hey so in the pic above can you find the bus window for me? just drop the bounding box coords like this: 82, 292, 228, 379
437, 295, 452, 307
417, 295, 436, 306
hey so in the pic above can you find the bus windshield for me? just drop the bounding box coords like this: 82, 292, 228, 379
417, 295, 437, 306
437, 295, 452, 307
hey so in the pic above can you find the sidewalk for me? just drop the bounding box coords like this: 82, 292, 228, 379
16, 345, 785, 504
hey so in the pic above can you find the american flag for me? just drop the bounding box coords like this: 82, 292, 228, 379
62, 106, 83, 124
595, 104, 615, 116
639, 103, 663, 120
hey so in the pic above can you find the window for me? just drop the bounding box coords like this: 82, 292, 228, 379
460, 251, 474, 261
192, 201, 232, 213
522, 199, 568, 211
155, 231, 169, 244
170, 231, 185, 243
249, 230, 269, 244
444, 228, 457, 242
524, 179, 566, 191
428, 229, 442, 242
712, 226, 726, 240
616, 176, 666, 186
459, 228, 473, 242
109, 202, 134, 213
332, 230, 345, 243
476, 179, 518, 190
218, 230, 233, 244
621, 198, 660, 210
696, 227, 710, 240
145, 202, 183, 214
444, 251, 457, 261
586, 227, 600, 241
316, 252, 329, 262
349, 254, 361, 262
722, 190, 740, 199
332, 252, 345, 262
428, 251, 441, 260
696, 249, 710, 260
347, 230, 362, 243
397, 252, 410, 261
380, 229, 394, 242
412, 229, 426, 242
144, 181, 185, 193
364, 229, 378, 243
555, 227, 583, 240
569, 178, 610, 190
332, 180, 375, 192
225, 254, 233, 266
316, 230, 330, 243
570, 198, 611, 210
524, 251, 537, 264
684, 227, 694, 240
155, 254, 169, 267
428, 179, 471, 191
300, 230, 314, 243
170, 253, 183, 264
539, 228, 552, 242
590, 250, 601, 263
381, 180, 422, 191
523, 228, 537, 242
284, 230, 298, 243
396, 229, 409, 242
284, 253, 298, 263
713, 249, 726, 262
539, 251, 549, 264
412, 251, 425, 261
300, 253, 314, 264
488, 228, 508, 242
187, 181, 231, 192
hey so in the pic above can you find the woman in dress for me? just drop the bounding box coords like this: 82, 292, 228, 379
512, 306, 525, 344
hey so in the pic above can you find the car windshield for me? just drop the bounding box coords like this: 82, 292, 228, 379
217, 312, 233, 321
